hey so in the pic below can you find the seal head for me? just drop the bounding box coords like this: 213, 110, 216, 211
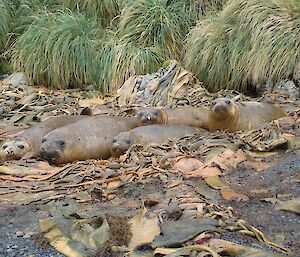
210, 98, 237, 119
136, 108, 164, 126
1, 138, 30, 160
110, 132, 134, 157
40, 136, 66, 164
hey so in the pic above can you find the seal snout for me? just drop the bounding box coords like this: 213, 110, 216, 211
40, 138, 65, 164
211, 98, 234, 115
4, 148, 14, 156
110, 135, 133, 157
40, 147, 60, 163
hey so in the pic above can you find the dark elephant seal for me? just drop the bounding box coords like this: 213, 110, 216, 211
136, 107, 209, 128
40, 116, 139, 164
206, 98, 287, 132
111, 124, 203, 157
0, 115, 88, 161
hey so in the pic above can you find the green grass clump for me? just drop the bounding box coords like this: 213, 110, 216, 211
61, 0, 121, 27
110, 41, 164, 90
10, 11, 106, 89
0, 0, 13, 73
184, 0, 300, 92
178, 0, 227, 21
11, 0, 61, 35
0, 1, 12, 50
117, 0, 193, 59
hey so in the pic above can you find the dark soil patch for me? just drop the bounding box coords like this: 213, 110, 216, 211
0, 203, 63, 257
224, 152, 300, 253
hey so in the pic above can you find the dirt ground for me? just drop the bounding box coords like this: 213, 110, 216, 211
0, 81, 299, 257
0, 150, 298, 256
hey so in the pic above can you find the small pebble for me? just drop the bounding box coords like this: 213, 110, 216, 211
15, 231, 24, 237
107, 162, 121, 169
23, 232, 34, 239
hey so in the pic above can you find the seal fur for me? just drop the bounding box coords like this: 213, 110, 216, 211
40, 116, 139, 164
0, 115, 88, 161
207, 98, 286, 132
136, 107, 209, 128
111, 124, 203, 157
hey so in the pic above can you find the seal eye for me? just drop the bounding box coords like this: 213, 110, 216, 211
57, 140, 65, 146
17, 144, 25, 149
225, 99, 231, 105
112, 138, 117, 143
42, 138, 46, 143
138, 111, 144, 117
125, 139, 131, 145
2, 145, 7, 150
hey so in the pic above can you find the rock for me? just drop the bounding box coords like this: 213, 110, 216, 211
2, 72, 31, 86
23, 232, 35, 239
264, 79, 299, 100
15, 231, 24, 237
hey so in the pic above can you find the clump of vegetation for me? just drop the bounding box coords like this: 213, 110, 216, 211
178, 0, 227, 21
0, 0, 12, 51
0, 0, 13, 73
117, 0, 193, 59
110, 41, 164, 90
11, 0, 60, 35
10, 11, 106, 89
184, 0, 300, 92
61, 0, 121, 28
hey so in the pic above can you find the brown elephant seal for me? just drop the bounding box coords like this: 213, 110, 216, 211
111, 125, 203, 157
0, 115, 88, 161
40, 116, 139, 164
136, 107, 209, 128
207, 98, 286, 132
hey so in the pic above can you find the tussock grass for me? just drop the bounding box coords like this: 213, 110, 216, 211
9, 10, 163, 91
0, 0, 12, 51
62, 0, 121, 27
117, 0, 193, 59
109, 40, 165, 90
10, 11, 105, 89
178, 0, 227, 21
11, 0, 61, 35
93, 36, 165, 92
184, 0, 300, 92
0, 0, 13, 73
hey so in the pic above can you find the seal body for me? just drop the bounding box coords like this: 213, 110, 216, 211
207, 98, 286, 132
136, 107, 209, 128
40, 116, 139, 164
0, 115, 88, 161
111, 124, 203, 157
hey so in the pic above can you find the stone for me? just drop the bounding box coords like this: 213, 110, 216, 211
3, 72, 31, 86
264, 79, 299, 100
15, 231, 24, 237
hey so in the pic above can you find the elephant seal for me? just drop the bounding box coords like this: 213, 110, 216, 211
0, 115, 88, 161
40, 116, 139, 164
207, 98, 286, 132
111, 125, 203, 157
136, 107, 209, 128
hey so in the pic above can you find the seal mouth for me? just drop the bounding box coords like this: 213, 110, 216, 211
111, 143, 128, 156
141, 116, 155, 124
40, 149, 60, 164
111, 147, 126, 157
212, 108, 228, 115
